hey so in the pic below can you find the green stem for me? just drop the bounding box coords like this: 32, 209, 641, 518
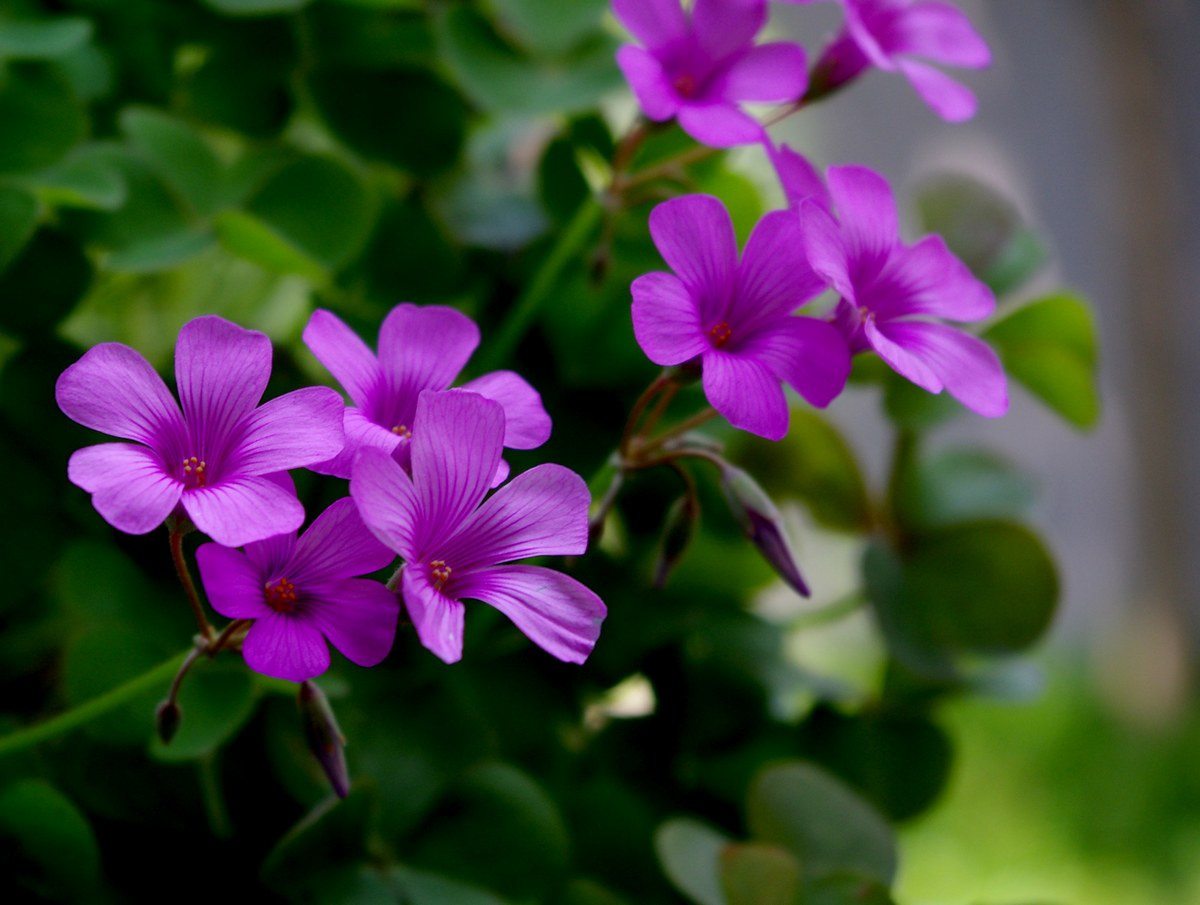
0, 651, 190, 758
474, 197, 604, 372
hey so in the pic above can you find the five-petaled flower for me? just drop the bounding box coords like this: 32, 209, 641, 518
351, 389, 606, 665
613, 0, 809, 147
302, 304, 551, 484
196, 498, 400, 682
783, 0, 991, 121
57, 316, 345, 547
786, 159, 1007, 417
631, 194, 851, 441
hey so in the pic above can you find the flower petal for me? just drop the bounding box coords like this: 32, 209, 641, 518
402, 565, 465, 664
68, 442, 157, 492
377, 303, 479, 402
612, 0, 689, 52
745, 316, 851, 408
768, 143, 831, 213
676, 102, 765, 148
79, 446, 183, 535
631, 271, 707, 366
410, 389, 504, 549
873, 234, 995, 322
798, 200, 855, 301
863, 317, 943, 393
196, 543, 272, 620
302, 309, 382, 409
897, 58, 977, 122
56, 343, 185, 450
827, 165, 901, 274
735, 211, 825, 329
244, 528, 296, 580
175, 316, 272, 457
351, 447, 423, 561
307, 406, 402, 480
182, 475, 304, 547
875, 321, 1008, 417
615, 45, 679, 121
456, 565, 606, 664
305, 578, 400, 668
242, 614, 330, 682
648, 194, 738, 323
226, 387, 345, 477
723, 42, 808, 103
701, 349, 789, 440
460, 371, 552, 450
892, 2, 991, 68
692, 0, 766, 63
443, 464, 590, 570
290, 498, 395, 585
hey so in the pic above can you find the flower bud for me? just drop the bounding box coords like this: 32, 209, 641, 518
298, 680, 350, 799
653, 493, 698, 589
155, 699, 181, 745
719, 463, 810, 598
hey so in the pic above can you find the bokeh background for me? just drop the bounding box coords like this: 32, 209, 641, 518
0, 1, 1197, 903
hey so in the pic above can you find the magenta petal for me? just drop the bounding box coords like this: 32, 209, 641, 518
227, 386, 345, 477
827, 166, 901, 269
76, 445, 182, 535
302, 309, 381, 409
350, 447, 423, 561
843, 0, 896, 70
290, 498, 395, 585
56, 343, 185, 450
305, 578, 400, 668
196, 543, 272, 620
457, 565, 606, 664
460, 371, 552, 450
612, 0, 689, 52
897, 58, 977, 122
309, 407, 401, 480
631, 272, 707, 366
243, 614, 330, 682
798, 200, 855, 302
877, 235, 995, 322
401, 566, 465, 664
676, 103, 765, 148
443, 464, 590, 570
863, 317, 943, 393
736, 211, 824, 326
769, 144, 831, 213
410, 390, 504, 548
492, 459, 511, 488
377, 304, 480, 400
692, 0, 766, 62
724, 42, 808, 103
244, 529, 296, 579
648, 195, 737, 321
878, 321, 1008, 417
747, 317, 851, 409
175, 316, 272, 456
616, 45, 679, 121
182, 475, 304, 547
894, 2, 991, 68
702, 350, 789, 441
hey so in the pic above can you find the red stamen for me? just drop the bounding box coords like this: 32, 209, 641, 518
264, 577, 299, 613
708, 321, 733, 348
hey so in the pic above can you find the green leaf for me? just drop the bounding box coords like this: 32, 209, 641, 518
0, 186, 38, 272
307, 3, 435, 68
181, 48, 295, 139
107, 230, 215, 273
730, 409, 870, 532
215, 210, 327, 283
883, 371, 964, 431
119, 107, 225, 216
262, 790, 373, 893
558, 878, 633, 905
0, 229, 92, 336
30, 151, 127, 210
804, 873, 896, 905
486, 0, 609, 55
719, 843, 802, 905
0, 64, 87, 175
203, 0, 315, 15
0, 780, 101, 900
0, 18, 93, 60
389, 865, 511, 905
654, 817, 729, 905
983, 293, 1100, 429
747, 761, 897, 884
436, 6, 622, 116
892, 448, 1035, 532
149, 660, 257, 762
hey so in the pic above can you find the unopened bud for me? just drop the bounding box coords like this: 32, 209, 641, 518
298, 680, 350, 799
155, 699, 182, 745
653, 493, 698, 588
719, 463, 810, 597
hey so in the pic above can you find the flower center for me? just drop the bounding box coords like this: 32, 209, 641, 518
181, 456, 208, 488
391, 424, 412, 439
430, 559, 452, 591
673, 72, 699, 98
264, 577, 299, 613
708, 321, 733, 348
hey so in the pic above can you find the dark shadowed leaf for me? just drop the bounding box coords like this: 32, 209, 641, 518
0, 780, 101, 900
654, 817, 729, 905
720, 842, 802, 905
149, 659, 257, 762
0, 229, 92, 336
0, 64, 86, 175
0, 186, 38, 273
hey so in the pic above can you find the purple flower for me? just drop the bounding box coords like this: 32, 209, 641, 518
302, 304, 551, 482
631, 194, 851, 441
351, 389, 606, 665
791, 162, 1008, 416
57, 316, 345, 547
783, 0, 991, 121
613, 0, 809, 147
196, 498, 400, 682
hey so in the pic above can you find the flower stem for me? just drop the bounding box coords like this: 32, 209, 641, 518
169, 528, 214, 643
620, 372, 675, 458
638, 407, 719, 456
0, 650, 190, 758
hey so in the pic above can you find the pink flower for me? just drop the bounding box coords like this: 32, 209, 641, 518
197, 498, 400, 682
613, 0, 809, 147
351, 390, 606, 665
631, 194, 850, 441
302, 304, 550, 483
57, 316, 345, 546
